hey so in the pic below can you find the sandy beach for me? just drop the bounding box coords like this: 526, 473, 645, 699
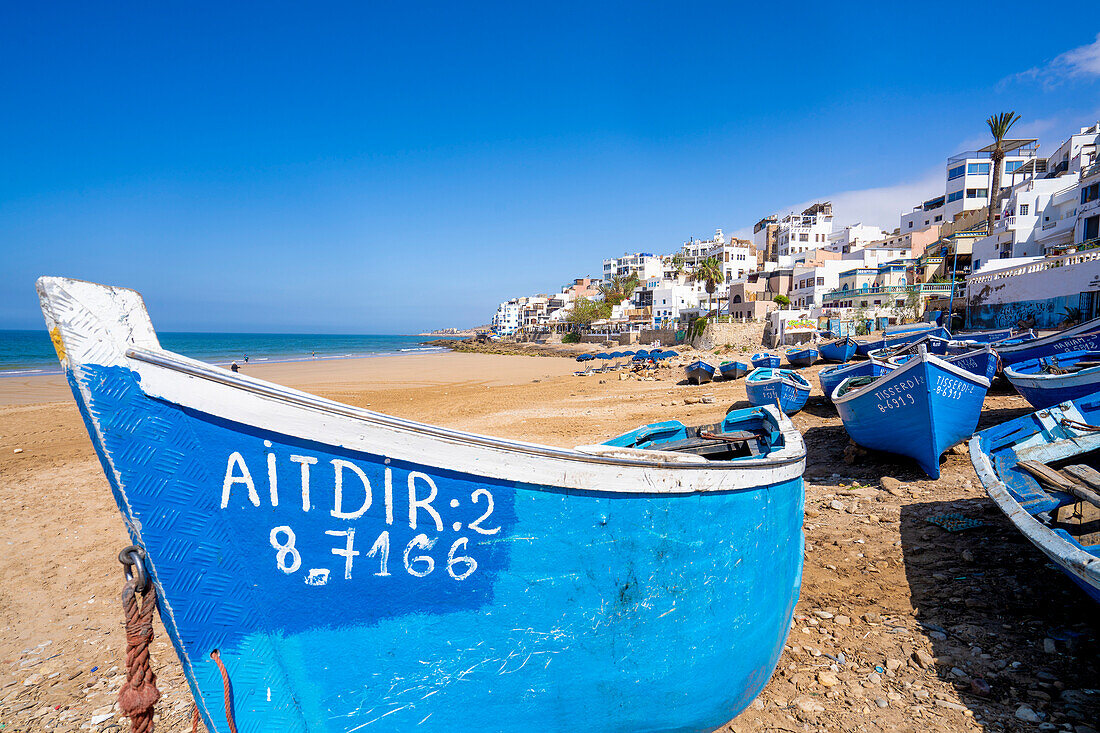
1, 349, 1097, 732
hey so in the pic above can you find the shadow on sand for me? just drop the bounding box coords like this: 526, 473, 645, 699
899, 498, 1100, 726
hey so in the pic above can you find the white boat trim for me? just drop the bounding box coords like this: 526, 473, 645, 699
995, 318, 1100, 355
969, 435, 1100, 591
39, 277, 806, 494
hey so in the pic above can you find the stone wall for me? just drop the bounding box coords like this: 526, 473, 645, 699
693, 321, 765, 351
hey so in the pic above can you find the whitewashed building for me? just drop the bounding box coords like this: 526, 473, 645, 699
826, 223, 884, 255
790, 259, 850, 310
778, 202, 833, 257
602, 253, 664, 282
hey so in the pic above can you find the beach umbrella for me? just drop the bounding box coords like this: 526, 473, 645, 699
635, 349, 650, 356
576, 354, 594, 362
622, 350, 635, 356
597, 353, 613, 359
610, 351, 623, 358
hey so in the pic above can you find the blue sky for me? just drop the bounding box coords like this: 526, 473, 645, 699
1, 3, 1098, 333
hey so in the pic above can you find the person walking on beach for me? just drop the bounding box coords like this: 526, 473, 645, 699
231, 361, 240, 372
244, 354, 249, 363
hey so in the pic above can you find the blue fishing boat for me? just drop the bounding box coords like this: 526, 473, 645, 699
969, 395, 1100, 604
38, 277, 808, 733
833, 351, 990, 478
869, 335, 951, 361
996, 318, 1100, 367
685, 359, 716, 384
1004, 350, 1100, 409
950, 327, 1016, 344
785, 347, 819, 368
819, 337, 857, 363
819, 360, 893, 403
854, 326, 950, 358
751, 352, 781, 369
946, 346, 999, 383
719, 360, 750, 380
745, 368, 812, 415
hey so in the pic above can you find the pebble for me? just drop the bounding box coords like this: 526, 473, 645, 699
834, 615, 850, 626
812, 610, 833, 620
13, 448, 24, 454
817, 671, 839, 687
885, 658, 903, 671
912, 650, 934, 669
1015, 704, 1042, 722
793, 696, 825, 713
874, 697, 888, 708
828, 500, 845, 511
1043, 638, 1057, 654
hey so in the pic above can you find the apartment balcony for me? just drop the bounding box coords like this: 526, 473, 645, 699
821, 283, 963, 305
947, 140, 1038, 164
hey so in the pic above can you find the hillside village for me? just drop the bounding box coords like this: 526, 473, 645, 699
489, 121, 1100, 342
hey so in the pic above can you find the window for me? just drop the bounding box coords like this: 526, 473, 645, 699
948, 165, 965, 180
966, 188, 988, 199
947, 190, 964, 203
1019, 204, 1029, 216
934, 215, 943, 222
1082, 183, 1100, 204
967, 162, 990, 175
1005, 160, 1023, 174
799, 233, 809, 241
817, 277, 825, 286
908, 221, 913, 228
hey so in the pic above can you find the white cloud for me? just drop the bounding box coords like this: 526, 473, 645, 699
746, 167, 943, 236
1009, 33, 1100, 87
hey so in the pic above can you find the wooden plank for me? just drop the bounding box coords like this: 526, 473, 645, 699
1063, 464, 1100, 492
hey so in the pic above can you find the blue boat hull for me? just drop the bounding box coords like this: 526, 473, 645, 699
65, 359, 804, 733
786, 349, 818, 368
746, 369, 811, 415
718, 361, 749, 379
946, 349, 999, 382
834, 355, 989, 478
819, 361, 892, 402
751, 354, 780, 369
996, 323, 1100, 367
40, 278, 808, 733
818, 338, 856, 363
1005, 353, 1100, 409
855, 327, 949, 357
685, 361, 715, 384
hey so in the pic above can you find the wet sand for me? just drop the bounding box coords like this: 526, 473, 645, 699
0, 349, 1097, 731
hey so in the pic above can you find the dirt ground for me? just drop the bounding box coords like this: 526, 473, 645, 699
0, 351, 1097, 732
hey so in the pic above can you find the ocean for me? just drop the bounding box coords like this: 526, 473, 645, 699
0, 330, 453, 376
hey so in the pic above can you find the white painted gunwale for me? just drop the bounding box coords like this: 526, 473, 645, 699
832, 351, 990, 407
995, 318, 1100, 355
1004, 364, 1100, 390
968, 434, 1100, 590
39, 277, 806, 494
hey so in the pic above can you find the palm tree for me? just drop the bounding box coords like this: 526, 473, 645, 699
690, 256, 724, 320
985, 112, 1021, 234
598, 273, 641, 307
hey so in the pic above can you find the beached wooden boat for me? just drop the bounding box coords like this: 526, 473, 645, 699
868, 334, 950, 361
1004, 350, 1100, 409
38, 277, 807, 733
746, 368, 811, 415
785, 347, 818, 368
833, 351, 990, 478
854, 326, 949, 358
969, 395, 1100, 604
751, 352, 780, 369
950, 327, 1017, 344
718, 360, 749, 380
995, 318, 1100, 367
819, 337, 857, 363
819, 360, 893, 403
685, 359, 715, 384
